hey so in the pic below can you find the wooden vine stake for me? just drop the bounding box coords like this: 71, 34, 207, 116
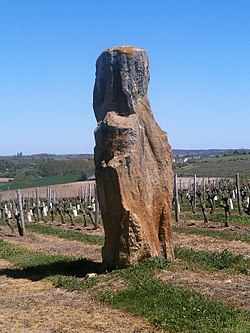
94, 183, 99, 229
194, 174, 197, 209
16, 189, 26, 236
88, 183, 92, 206
46, 186, 51, 213
202, 177, 206, 199
35, 187, 40, 221
236, 173, 242, 215
174, 174, 179, 222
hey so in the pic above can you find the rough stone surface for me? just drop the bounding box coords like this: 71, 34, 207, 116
93, 46, 174, 269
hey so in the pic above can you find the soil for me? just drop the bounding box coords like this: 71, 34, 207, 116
0, 226, 162, 333
0, 178, 14, 183
4, 230, 103, 261
157, 269, 250, 311
0, 224, 103, 261
0, 181, 95, 201
0, 258, 160, 333
0, 216, 249, 332
178, 216, 250, 234
173, 232, 250, 258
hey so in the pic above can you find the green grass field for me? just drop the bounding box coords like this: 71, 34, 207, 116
0, 174, 81, 192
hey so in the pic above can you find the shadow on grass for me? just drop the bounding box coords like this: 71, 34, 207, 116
0, 258, 105, 282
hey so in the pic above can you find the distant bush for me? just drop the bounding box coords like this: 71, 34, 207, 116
37, 158, 94, 177
13, 170, 40, 182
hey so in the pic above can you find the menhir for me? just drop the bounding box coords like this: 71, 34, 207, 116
93, 46, 174, 270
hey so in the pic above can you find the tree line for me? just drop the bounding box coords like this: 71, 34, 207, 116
0, 155, 95, 181
38, 158, 94, 179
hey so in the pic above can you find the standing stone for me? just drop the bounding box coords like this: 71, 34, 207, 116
93, 46, 174, 270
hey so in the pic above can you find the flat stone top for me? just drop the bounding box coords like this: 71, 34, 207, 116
105, 46, 145, 54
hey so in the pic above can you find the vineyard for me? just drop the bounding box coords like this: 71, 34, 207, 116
173, 151, 250, 177
0, 175, 249, 332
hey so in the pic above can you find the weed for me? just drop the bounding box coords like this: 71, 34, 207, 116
173, 226, 250, 243
1, 241, 249, 332
51, 275, 98, 290
174, 247, 249, 274
0, 240, 100, 278
98, 259, 249, 333
180, 212, 250, 227
25, 223, 104, 245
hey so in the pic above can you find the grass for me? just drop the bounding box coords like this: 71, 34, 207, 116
174, 247, 250, 275
208, 213, 250, 226
51, 274, 99, 290
173, 226, 250, 243
0, 239, 86, 274
98, 258, 249, 333
0, 219, 104, 245
25, 223, 104, 245
180, 211, 250, 227
0, 240, 102, 281
0, 174, 81, 192
0, 240, 249, 332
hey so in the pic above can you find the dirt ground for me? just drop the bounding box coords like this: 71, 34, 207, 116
0, 218, 249, 332
0, 177, 230, 201
173, 232, 250, 257
0, 225, 163, 333
1, 226, 103, 261
172, 217, 250, 257
0, 257, 161, 333
0, 180, 95, 201
0, 178, 14, 183
157, 268, 250, 311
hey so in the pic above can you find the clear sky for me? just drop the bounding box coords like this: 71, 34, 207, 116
1, 0, 249, 155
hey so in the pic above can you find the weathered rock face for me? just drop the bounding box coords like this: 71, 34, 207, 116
93, 46, 174, 270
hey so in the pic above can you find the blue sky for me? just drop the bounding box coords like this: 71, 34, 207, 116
0, 0, 249, 155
